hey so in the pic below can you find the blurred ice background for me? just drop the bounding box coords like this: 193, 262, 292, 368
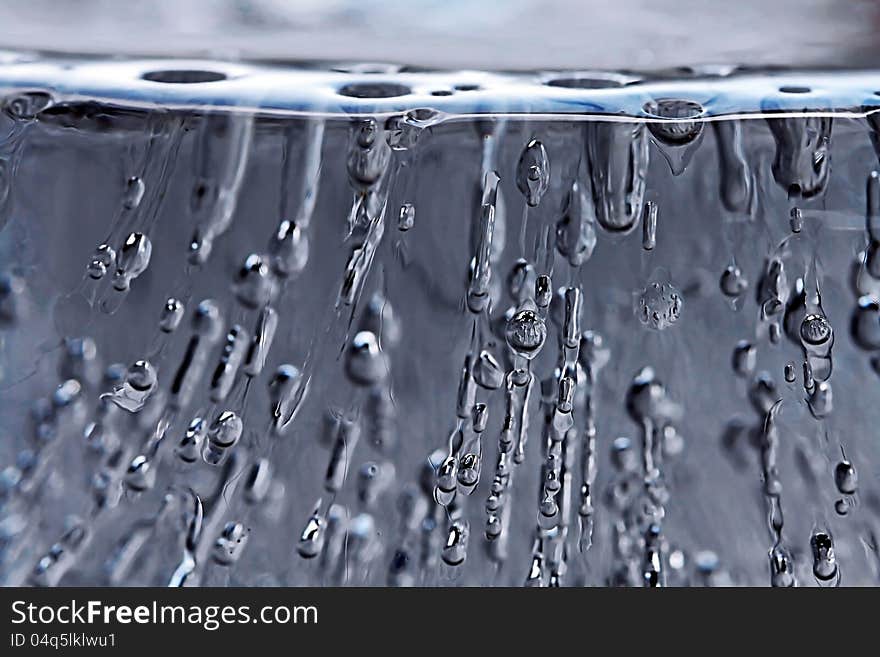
0, 0, 878, 70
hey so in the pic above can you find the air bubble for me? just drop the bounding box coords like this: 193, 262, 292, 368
800, 313, 832, 346
233, 254, 276, 310
766, 116, 831, 199
720, 265, 748, 297
213, 522, 249, 566
297, 502, 326, 559
123, 176, 145, 211
244, 459, 272, 504
642, 201, 657, 250
534, 274, 552, 308
790, 207, 803, 233
176, 417, 206, 464
345, 331, 389, 386
243, 306, 278, 378
101, 360, 157, 413
505, 301, 547, 360
268, 364, 306, 433
203, 411, 243, 465
644, 98, 705, 145
626, 367, 678, 425
808, 380, 833, 419
87, 244, 116, 281
360, 293, 402, 348
749, 372, 779, 416
769, 545, 796, 587
851, 296, 880, 350
398, 203, 415, 232
193, 299, 223, 341
442, 519, 470, 566
124, 454, 155, 493
810, 531, 838, 584
112, 232, 152, 292
268, 221, 308, 278
474, 349, 504, 390
357, 461, 395, 508
834, 460, 858, 495
555, 180, 597, 267
159, 298, 185, 333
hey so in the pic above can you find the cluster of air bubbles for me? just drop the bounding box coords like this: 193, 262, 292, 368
834, 455, 858, 516
636, 279, 683, 330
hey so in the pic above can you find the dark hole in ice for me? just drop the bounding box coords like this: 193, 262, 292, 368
408, 108, 440, 122
454, 84, 481, 92
431, 90, 454, 96
338, 82, 411, 98
142, 69, 228, 84
546, 75, 631, 89
779, 85, 811, 94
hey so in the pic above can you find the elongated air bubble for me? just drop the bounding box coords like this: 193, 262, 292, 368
585, 121, 649, 233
